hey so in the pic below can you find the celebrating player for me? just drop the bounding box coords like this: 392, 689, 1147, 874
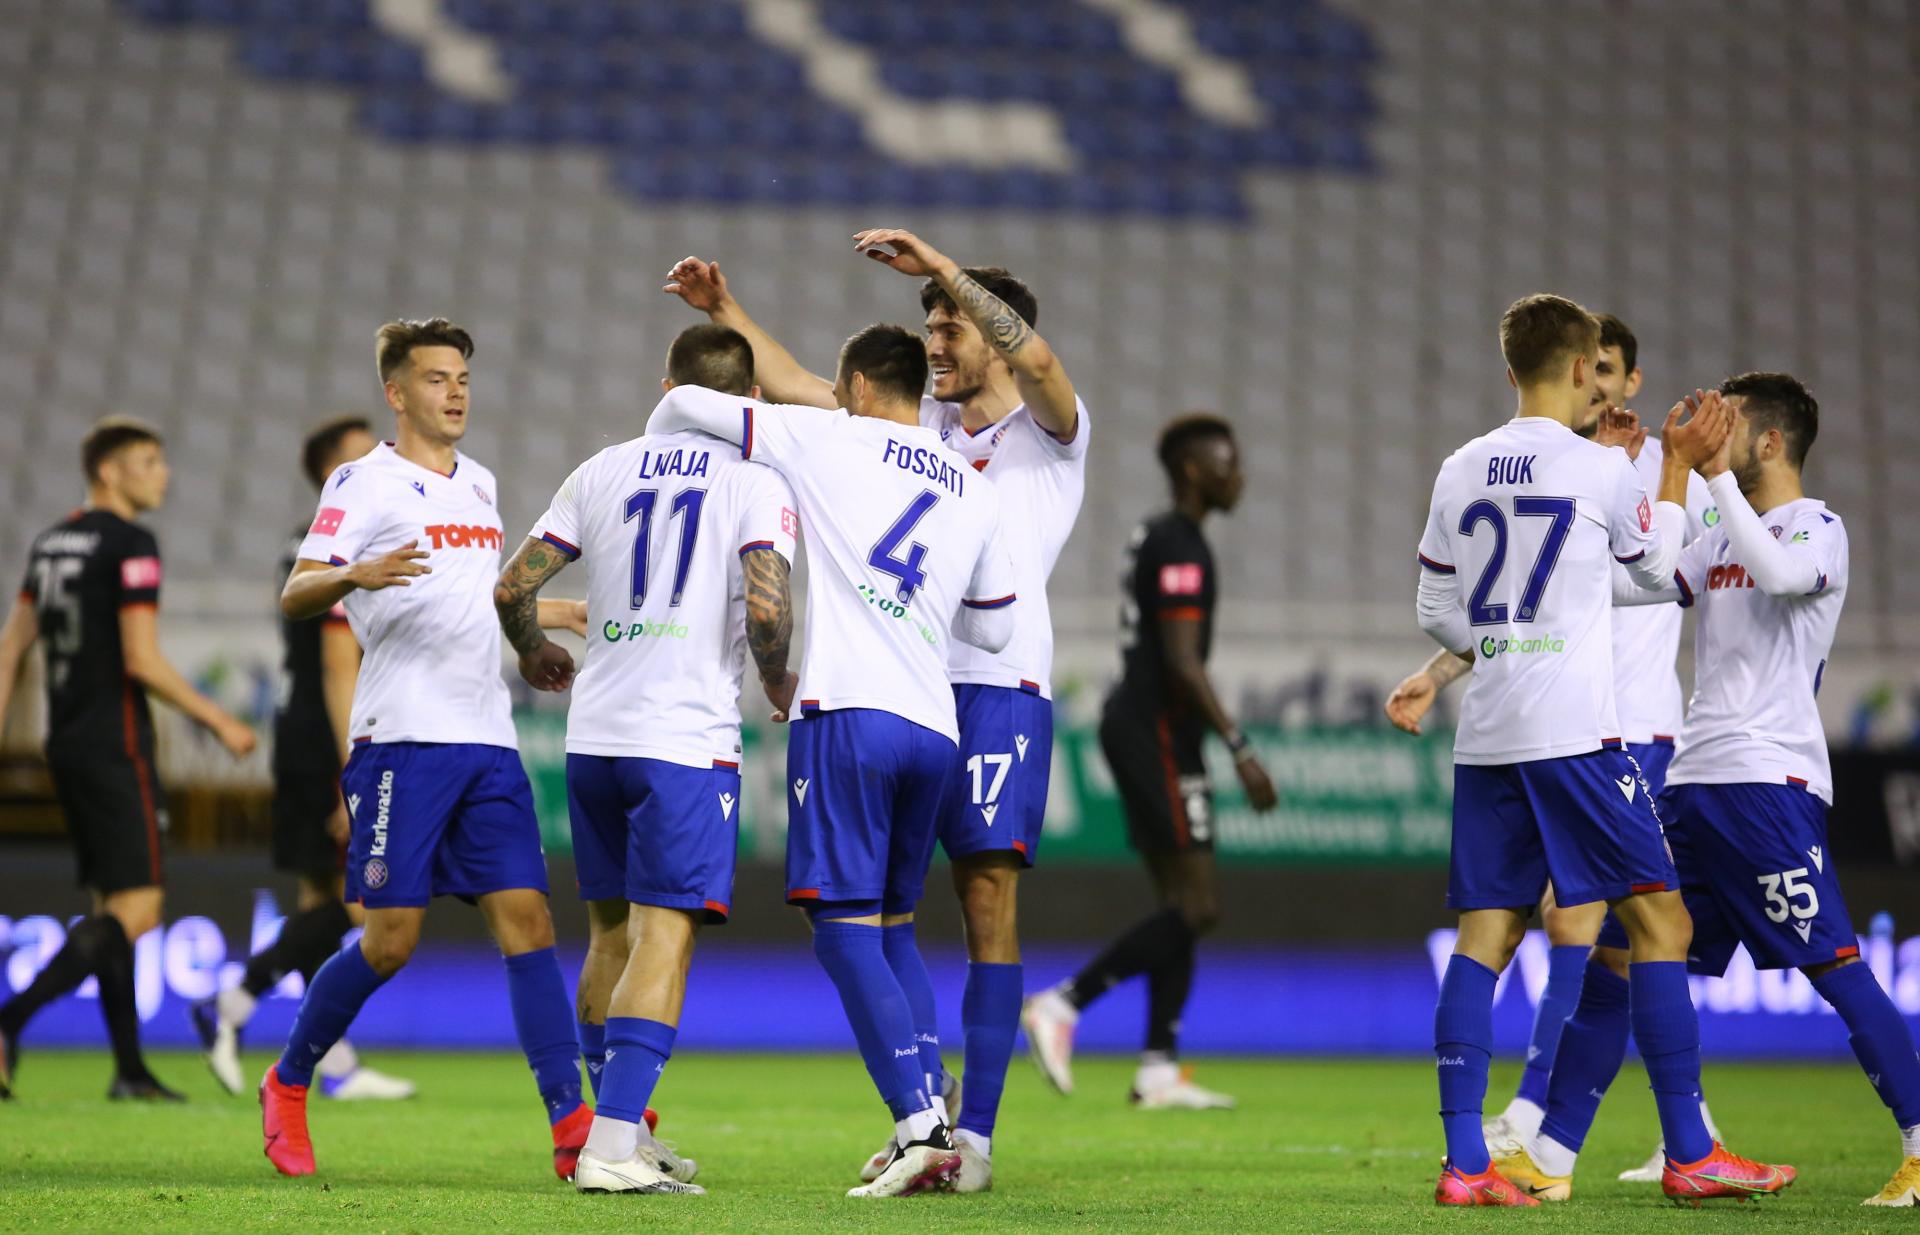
644, 323, 1018, 1198
1020, 413, 1276, 1108
192, 415, 414, 1103
1415, 295, 1790, 1206
665, 232, 1089, 1191
0, 417, 257, 1100
492, 323, 799, 1196
1499, 375, 1920, 1206
257, 319, 590, 1179
1383, 314, 1721, 1163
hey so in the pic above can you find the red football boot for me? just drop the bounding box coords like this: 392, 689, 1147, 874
1434, 1159, 1541, 1207
260, 1066, 316, 1177
552, 1102, 594, 1181
1662, 1143, 1795, 1205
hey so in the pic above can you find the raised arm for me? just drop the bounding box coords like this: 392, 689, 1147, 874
663, 257, 838, 409
853, 228, 1078, 439
119, 605, 256, 757
494, 538, 576, 692
0, 597, 38, 745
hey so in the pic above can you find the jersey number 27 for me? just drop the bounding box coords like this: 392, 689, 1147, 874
1457, 497, 1574, 625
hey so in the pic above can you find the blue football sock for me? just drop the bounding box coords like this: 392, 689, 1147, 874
1812, 961, 1920, 1128
1629, 960, 1714, 1163
274, 940, 387, 1088
1538, 960, 1631, 1152
957, 961, 1023, 1139
504, 947, 585, 1124
578, 1020, 606, 1101
599, 1016, 675, 1125
882, 922, 945, 1094
1434, 954, 1498, 1174
812, 919, 930, 1120
1516, 944, 1589, 1107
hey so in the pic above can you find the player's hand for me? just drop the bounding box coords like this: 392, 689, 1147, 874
852, 228, 955, 280
215, 717, 257, 759
325, 800, 351, 845
1702, 403, 1738, 479
763, 670, 799, 723
1236, 752, 1279, 813
1593, 406, 1647, 459
1384, 670, 1438, 735
1660, 389, 1733, 470
662, 256, 730, 313
348, 541, 430, 591
518, 641, 576, 692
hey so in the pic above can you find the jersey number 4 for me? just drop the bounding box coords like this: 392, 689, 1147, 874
624, 487, 706, 607
1457, 497, 1574, 625
868, 490, 940, 604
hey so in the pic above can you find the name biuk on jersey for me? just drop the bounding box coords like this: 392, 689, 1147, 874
919, 395, 1089, 696
526, 430, 798, 767
297, 442, 516, 749
1666, 497, 1847, 803
1611, 435, 1715, 744
1418, 417, 1659, 765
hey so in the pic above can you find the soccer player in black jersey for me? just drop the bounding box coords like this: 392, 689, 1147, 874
1021, 413, 1276, 1108
0, 417, 256, 1099
190, 416, 414, 1101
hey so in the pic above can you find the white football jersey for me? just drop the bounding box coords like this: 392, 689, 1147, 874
646, 386, 1019, 743
527, 432, 797, 766
296, 441, 516, 748
919, 395, 1089, 696
1666, 496, 1847, 803
1611, 436, 1715, 744
1418, 417, 1660, 765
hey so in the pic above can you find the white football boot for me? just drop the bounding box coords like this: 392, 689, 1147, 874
574, 1150, 706, 1195
859, 1072, 961, 1182
1129, 1060, 1235, 1110
1020, 988, 1078, 1095
847, 1127, 960, 1198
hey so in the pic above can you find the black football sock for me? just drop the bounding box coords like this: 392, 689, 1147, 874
0, 915, 126, 1038
1144, 932, 1197, 1057
243, 899, 353, 998
89, 916, 151, 1080
1064, 908, 1195, 1011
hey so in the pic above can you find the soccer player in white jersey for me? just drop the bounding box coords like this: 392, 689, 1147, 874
258, 319, 594, 1180
664, 232, 1086, 1191
1415, 295, 1790, 1206
1385, 314, 1720, 1160
645, 323, 1018, 1199
490, 325, 798, 1197
1499, 374, 1920, 1207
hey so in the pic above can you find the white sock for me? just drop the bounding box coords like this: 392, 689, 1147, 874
217, 985, 257, 1028
584, 1114, 640, 1162
955, 1128, 991, 1158
316, 1039, 359, 1080
1698, 1099, 1721, 1142
896, 1107, 942, 1146
1501, 1096, 1545, 1143
1527, 1131, 1578, 1178
1901, 1124, 1920, 1158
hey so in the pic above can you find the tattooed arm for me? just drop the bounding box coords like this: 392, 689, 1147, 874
742, 547, 799, 721
495, 538, 577, 691
1383, 647, 1474, 736
852, 227, 1079, 439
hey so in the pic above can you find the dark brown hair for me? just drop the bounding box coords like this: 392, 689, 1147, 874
375, 317, 474, 383
1500, 294, 1600, 385
82, 416, 163, 481
838, 324, 930, 404
667, 323, 755, 396
1157, 411, 1235, 480
920, 266, 1038, 329
301, 415, 372, 488
1720, 371, 1819, 467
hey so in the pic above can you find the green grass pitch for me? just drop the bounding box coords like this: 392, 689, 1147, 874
0, 1050, 1910, 1232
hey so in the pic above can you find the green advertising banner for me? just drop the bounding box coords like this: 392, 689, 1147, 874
516, 709, 1457, 867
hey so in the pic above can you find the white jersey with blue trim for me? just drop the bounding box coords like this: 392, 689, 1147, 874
918, 395, 1089, 697
1417, 416, 1663, 766
646, 386, 1020, 744
527, 430, 798, 767
1611, 435, 1715, 744
1665, 492, 1847, 803
295, 441, 517, 749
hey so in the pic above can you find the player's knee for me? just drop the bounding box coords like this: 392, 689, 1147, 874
1592, 945, 1630, 979
358, 931, 416, 977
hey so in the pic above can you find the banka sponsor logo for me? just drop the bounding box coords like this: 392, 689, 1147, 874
1707, 562, 1757, 591
423, 524, 503, 550
370, 769, 394, 857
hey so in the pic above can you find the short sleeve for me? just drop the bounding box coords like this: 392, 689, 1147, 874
527, 461, 588, 561
117, 526, 163, 608
1795, 513, 1848, 597
1416, 465, 1456, 575
1142, 526, 1209, 620
1607, 451, 1657, 563
734, 464, 799, 564
962, 490, 1018, 611
1029, 396, 1092, 460
297, 465, 380, 567
18, 558, 37, 604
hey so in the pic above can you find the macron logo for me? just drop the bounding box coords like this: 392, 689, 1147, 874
1015, 735, 1030, 762
718, 792, 736, 820
1616, 774, 1637, 803
792, 778, 810, 805
1793, 921, 1813, 944
1808, 846, 1824, 872
981, 803, 1000, 827
346, 793, 361, 818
